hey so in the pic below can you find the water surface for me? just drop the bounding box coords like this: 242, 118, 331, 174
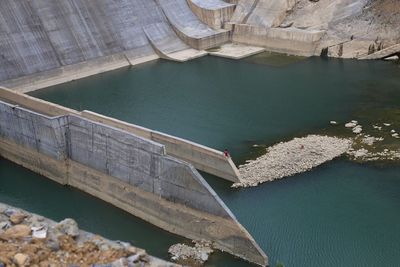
1, 56, 399, 266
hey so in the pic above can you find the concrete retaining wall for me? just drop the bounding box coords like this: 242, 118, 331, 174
187, 0, 235, 30
233, 24, 325, 56
0, 97, 267, 266
0, 87, 240, 182
81, 111, 241, 182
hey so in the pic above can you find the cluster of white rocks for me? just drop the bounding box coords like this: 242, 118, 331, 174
347, 147, 400, 161
168, 240, 213, 266
234, 135, 352, 188
234, 118, 398, 188
342, 120, 400, 161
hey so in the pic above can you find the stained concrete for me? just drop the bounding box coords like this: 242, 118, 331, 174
143, 22, 207, 62
208, 43, 265, 59
232, 24, 325, 56
0, 95, 267, 266
157, 0, 230, 50
0, 0, 228, 88
0, 87, 241, 183
187, 0, 236, 30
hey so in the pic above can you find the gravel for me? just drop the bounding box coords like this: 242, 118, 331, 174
234, 135, 352, 188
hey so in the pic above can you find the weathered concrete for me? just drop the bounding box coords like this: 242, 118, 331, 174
157, 0, 230, 50
233, 24, 325, 56
208, 43, 266, 59
0, 87, 241, 183
187, 0, 236, 30
0, 52, 159, 93
228, 0, 258, 25
143, 22, 207, 62
358, 43, 400, 60
246, 0, 296, 28
81, 111, 241, 183
0, 0, 227, 89
0, 96, 267, 266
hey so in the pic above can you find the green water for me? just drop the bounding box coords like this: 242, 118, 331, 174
1, 56, 399, 266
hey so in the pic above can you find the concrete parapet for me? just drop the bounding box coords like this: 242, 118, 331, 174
0, 101, 68, 162
0, 87, 241, 183
0, 88, 76, 116
187, 0, 235, 30
80, 111, 241, 183
233, 24, 325, 56
0, 96, 267, 266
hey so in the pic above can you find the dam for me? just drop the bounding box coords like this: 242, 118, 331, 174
0, 1, 400, 267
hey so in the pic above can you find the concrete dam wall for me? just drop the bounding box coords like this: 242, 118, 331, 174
0, 0, 229, 91
0, 87, 266, 266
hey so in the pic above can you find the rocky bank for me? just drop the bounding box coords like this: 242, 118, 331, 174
235, 135, 352, 187
0, 203, 178, 267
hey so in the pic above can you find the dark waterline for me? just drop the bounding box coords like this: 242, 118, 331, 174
1, 56, 399, 266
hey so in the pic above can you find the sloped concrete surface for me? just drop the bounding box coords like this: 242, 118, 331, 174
157, 0, 230, 49
0, 0, 227, 84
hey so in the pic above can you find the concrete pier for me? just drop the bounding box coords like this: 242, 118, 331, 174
0, 87, 266, 266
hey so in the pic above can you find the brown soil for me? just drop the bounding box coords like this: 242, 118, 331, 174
0, 235, 128, 267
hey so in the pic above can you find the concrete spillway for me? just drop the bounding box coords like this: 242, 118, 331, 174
0, 87, 267, 266
157, 0, 230, 50
0, 0, 228, 90
143, 22, 207, 62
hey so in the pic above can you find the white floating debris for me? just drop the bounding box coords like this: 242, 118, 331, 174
392, 133, 399, 138
383, 123, 391, 127
330, 121, 338, 125
391, 130, 396, 133
234, 135, 352, 188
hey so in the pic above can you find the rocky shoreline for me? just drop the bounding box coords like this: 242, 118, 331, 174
0, 203, 178, 267
235, 118, 399, 188
235, 135, 352, 188
168, 241, 213, 267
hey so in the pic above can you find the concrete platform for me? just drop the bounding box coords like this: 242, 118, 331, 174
208, 43, 265, 59
167, 49, 208, 62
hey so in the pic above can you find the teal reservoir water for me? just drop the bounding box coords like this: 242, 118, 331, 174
1, 56, 399, 266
